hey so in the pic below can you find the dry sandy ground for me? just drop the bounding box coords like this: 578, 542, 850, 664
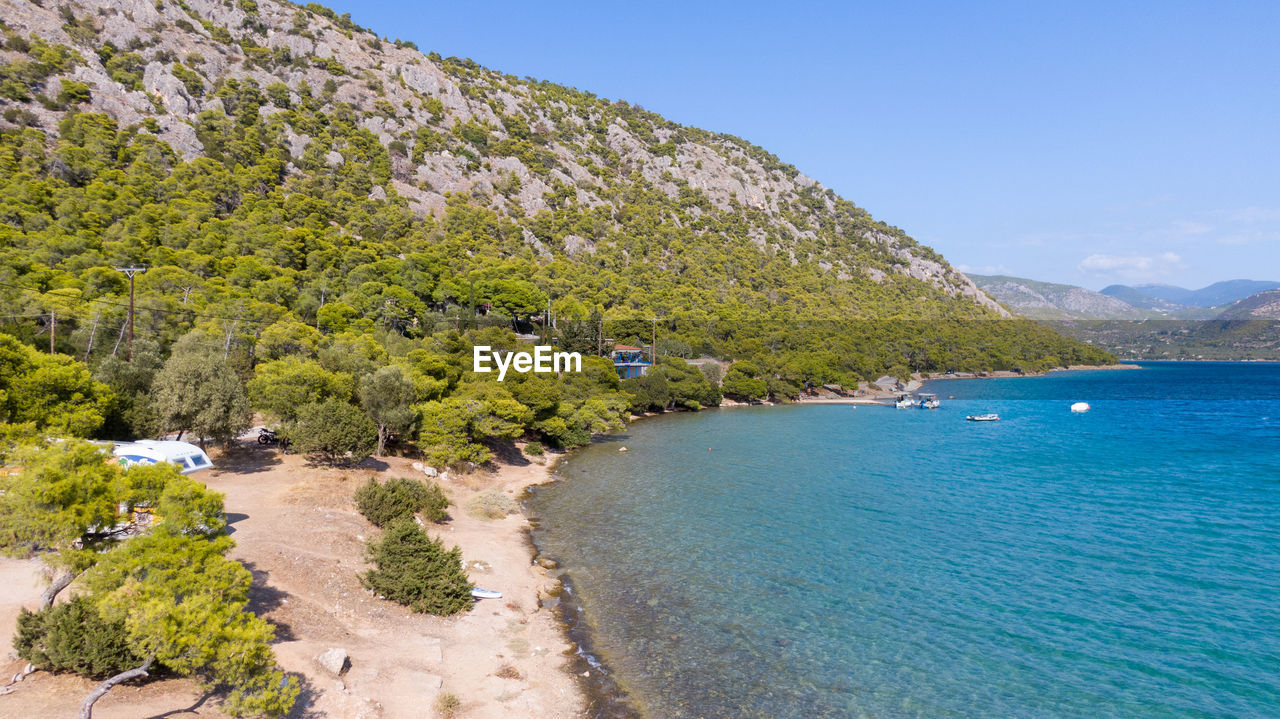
0, 444, 584, 719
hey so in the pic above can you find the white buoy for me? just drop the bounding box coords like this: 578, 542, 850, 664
1070, 402, 1090, 413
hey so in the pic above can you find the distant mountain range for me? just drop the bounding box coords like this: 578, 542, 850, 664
969, 275, 1280, 320
966, 274, 1280, 360
966, 275, 1149, 320
1100, 280, 1280, 311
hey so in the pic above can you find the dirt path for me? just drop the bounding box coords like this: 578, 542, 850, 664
1, 444, 584, 719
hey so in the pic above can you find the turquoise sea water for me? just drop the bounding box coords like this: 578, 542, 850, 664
528, 363, 1280, 718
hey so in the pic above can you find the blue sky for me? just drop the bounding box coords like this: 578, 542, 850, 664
322, 0, 1279, 290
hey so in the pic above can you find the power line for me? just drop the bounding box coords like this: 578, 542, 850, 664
2, 309, 258, 360
0, 279, 293, 326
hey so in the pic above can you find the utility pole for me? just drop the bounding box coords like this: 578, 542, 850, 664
114, 267, 146, 361
649, 317, 658, 363
49, 310, 55, 353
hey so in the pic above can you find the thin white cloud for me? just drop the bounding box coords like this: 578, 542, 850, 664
1078, 252, 1184, 281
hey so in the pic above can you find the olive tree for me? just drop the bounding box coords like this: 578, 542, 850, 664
152, 348, 251, 447
358, 365, 417, 456
290, 399, 377, 465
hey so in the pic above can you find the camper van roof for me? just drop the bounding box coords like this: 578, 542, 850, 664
111, 440, 213, 474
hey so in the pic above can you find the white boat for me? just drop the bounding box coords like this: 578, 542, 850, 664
917, 393, 940, 409
470, 588, 502, 599
894, 394, 917, 409
966, 414, 1000, 422
1070, 402, 1090, 413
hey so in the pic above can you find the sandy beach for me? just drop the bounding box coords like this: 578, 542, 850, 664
0, 444, 584, 719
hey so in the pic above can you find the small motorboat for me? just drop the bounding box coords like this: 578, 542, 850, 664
894, 394, 917, 409
471, 588, 503, 599
1070, 402, 1090, 413
966, 414, 1000, 422
917, 393, 940, 409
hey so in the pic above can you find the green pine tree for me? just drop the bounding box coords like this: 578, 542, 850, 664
362, 519, 473, 616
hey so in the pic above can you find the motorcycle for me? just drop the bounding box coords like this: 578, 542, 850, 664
257, 428, 289, 449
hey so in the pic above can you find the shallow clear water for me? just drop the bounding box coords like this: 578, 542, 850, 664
529, 363, 1280, 718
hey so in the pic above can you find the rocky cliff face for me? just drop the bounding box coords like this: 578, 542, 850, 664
0, 0, 1008, 317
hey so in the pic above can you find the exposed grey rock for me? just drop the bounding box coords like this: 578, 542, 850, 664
316, 648, 350, 676
284, 129, 310, 160
264, 30, 314, 58
325, 150, 345, 167
368, 185, 387, 202
156, 117, 202, 160
562, 234, 595, 257
143, 62, 192, 117
522, 228, 553, 261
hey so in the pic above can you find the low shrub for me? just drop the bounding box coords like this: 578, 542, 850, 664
436, 692, 461, 717
523, 441, 544, 456
354, 477, 448, 527
14, 597, 142, 678
362, 519, 473, 616
465, 489, 517, 520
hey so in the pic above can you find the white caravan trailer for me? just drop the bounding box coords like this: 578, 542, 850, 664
111, 440, 213, 474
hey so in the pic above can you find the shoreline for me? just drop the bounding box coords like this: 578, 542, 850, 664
0, 361, 1142, 716
521, 453, 642, 719
518, 359, 1147, 716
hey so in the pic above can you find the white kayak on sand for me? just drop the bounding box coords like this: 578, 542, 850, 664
471, 588, 502, 599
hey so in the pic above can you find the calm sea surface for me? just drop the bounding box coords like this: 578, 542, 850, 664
528, 363, 1280, 718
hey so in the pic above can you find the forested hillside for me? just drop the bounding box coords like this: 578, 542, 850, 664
0, 0, 1113, 456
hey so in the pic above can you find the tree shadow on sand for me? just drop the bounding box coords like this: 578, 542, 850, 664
145, 689, 216, 717
141, 678, 326, 719
223, 512, 248, 535
283, 674, 326, 719
242, 561, 296, 641
213, 443, 283, 474
488, 440, 531, 467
